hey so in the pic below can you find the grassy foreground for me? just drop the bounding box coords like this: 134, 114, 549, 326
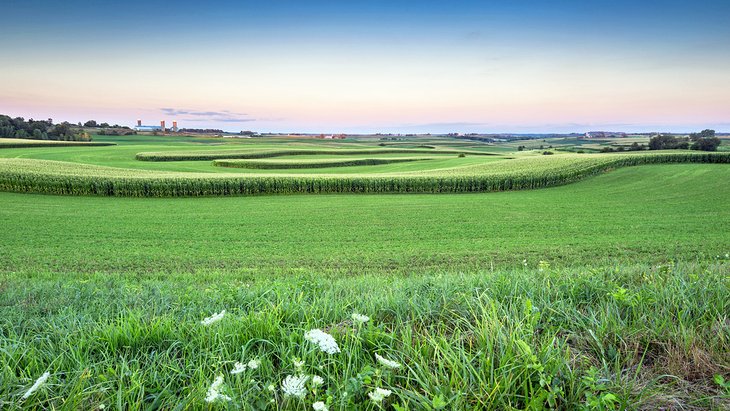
1, 264, 729, 410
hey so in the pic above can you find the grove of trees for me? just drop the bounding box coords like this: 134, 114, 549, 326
0, 115, 91, 141
649, 130, 722, 152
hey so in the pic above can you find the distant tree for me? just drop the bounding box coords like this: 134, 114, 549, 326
689, 129, 715, 141
50, 122, 72, 139
84, 120, 98, 127
691, 137, 721, 151
649, 134, 689, 150
99, 122, 110, 128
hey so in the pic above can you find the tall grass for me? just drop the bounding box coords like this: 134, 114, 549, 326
1, 263, 728, 409
0, 152, 728, 197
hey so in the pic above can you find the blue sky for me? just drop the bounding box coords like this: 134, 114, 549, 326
1, 0, 729, 133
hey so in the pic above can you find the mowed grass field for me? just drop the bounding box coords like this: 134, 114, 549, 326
0, 164, 729, 274
1, 135, 729, 410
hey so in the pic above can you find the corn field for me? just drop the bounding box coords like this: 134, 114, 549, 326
213, 157, 431, 169
1, 152, 728, 197
136, 148, 494, 161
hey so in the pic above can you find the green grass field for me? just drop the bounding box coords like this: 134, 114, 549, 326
1, 134, 729, 410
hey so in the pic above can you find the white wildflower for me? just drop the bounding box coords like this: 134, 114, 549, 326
98, 405, 106, 410
22, 371, 50, 400
267, 383, 276, 392
247, 358, 261, 369
368, 387, 392, 403
205, 375, 232, 403
522, 259, 528, 266
304, 329, 340, 354
230, 362, 246, 375
311, 375, 324, 387
375, 353, 402, 369
200, 310, 226, 326
312, 401, 328, 411
351, 313, 370, 324
293, 358, 305, 371
281, 374, 308, 399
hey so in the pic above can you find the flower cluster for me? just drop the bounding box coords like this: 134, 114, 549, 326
205, 375, 232, 403
304, 329, 341, 354
368, 387, 392, 403
351, 313, 370, 324
281, 374, 309, 399
200, 310, 226, 326
375, 353, 401, 369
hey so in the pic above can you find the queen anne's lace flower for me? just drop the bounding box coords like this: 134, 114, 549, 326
368, 387, 392, 403
22, 372, 50, 400
201, 310, 226, 326
351, 313, 370, 324
304, 329, 340, 354
312, 401, 328, 411
205, 375, 232, 403
230, 362, 246, 375
375, 353, 401, 369
247, 359, 261, 369
281, 375, 308, 399
311, 375, 324, 387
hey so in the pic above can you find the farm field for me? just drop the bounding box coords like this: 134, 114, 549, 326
1, 135, 729, 410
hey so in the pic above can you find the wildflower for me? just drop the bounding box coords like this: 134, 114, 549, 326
304, 329, 340, 354
267, 383, 276, 392
247, 358, 261, 370
375, 353, 401, 369
293, 358, 305, 371
352, 313, 370, 324
281, 374, 309, 399
200, 310, 226, 326
22, 371, 50, 400
311, 375, 324, 387
205, 375, 232, 403
230, 362, 246, 375
522, 259, 528, 266
313, 401, 328, 411
99, 405, 106, 410
368, 387, 392, 403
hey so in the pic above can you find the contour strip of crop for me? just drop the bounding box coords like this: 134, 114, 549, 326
0, 152, 727, 197
135, 148, 497, 161
212, 157, 434, 169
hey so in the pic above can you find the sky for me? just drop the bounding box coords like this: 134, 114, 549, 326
1, 0, 729, 134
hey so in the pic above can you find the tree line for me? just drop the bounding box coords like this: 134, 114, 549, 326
0, 115, 91, 141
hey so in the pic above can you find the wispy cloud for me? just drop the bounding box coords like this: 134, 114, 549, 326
159, 107, 255, 123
